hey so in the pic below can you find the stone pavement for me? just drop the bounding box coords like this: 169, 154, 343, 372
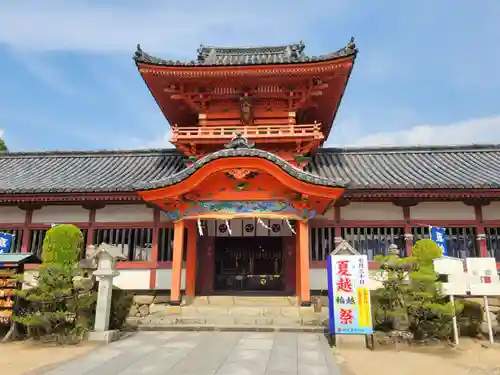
35, 331, 341, 375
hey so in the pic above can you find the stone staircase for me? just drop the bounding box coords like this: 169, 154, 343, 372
127, 296, 329, 332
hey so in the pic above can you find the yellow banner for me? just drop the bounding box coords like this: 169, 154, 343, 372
357, 287, 371, 328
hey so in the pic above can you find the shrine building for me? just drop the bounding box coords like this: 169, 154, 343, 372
1, 39, 500, 306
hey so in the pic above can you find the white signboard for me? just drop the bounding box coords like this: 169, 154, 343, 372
466, 258, 500, 296
433, 256, 500, 296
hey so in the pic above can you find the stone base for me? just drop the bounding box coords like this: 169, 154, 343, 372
87, 330, 121, 343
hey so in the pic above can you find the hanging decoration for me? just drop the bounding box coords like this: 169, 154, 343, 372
197, 219, 204, 236
225, 220, 232, 236
257, 218, 271, 230
285, 219, 296, 234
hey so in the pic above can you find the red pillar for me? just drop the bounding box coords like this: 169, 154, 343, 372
185, 221, 198, 297
170, 220, 185, 305
283, 236, 295, 294
197, 236, 215, 295
474, 205, 488, 257
20, 208, 33, 253
403, 206, 413, 257
295, 225, 301, 298
297, 220, 311, 306
149, 208, 160, 289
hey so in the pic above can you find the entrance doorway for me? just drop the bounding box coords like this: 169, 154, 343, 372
214, 237, 284, 292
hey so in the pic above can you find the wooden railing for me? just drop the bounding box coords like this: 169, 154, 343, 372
171, 124, 323, 142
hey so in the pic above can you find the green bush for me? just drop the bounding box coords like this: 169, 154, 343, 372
456, 299, 483, 337
14, 226, 94, 342
372, 239, 455, 340
88, 287, 133, 331
42, 224, 84, 265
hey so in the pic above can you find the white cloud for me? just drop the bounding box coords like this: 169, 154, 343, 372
350, 115, 500, 147
0, 1, 347, 54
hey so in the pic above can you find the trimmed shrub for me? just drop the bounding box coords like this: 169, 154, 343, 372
42, 224, 84, 265
88, 286, 133, 331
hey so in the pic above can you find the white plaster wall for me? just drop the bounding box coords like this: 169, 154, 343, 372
309, 268, 383, 291
113, 269, 150, 290
340, 202, 404, 221
410, 202, 474, 221
156, 269, 186, 290
95, 204, 153, 222
32, 205, 89, 224
315, 208, 335, 220
482, 202, 500, 221
0, 206, 26, 223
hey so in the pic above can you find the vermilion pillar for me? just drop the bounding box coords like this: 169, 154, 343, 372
185, 222, 198, 297
295, 224, 301, 297
170, 220, 185, 305
297, 220, 311, 306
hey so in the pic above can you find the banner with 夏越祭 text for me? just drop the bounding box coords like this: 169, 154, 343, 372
327, 254, 373, 335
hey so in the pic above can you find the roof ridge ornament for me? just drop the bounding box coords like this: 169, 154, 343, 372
224, 133, 255, 149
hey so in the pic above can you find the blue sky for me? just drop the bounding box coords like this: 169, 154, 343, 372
0, 1, 499, 151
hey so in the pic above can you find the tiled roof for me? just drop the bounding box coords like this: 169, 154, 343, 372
308, 145, 500, 189
133, 38, 357, 67
0, 149, 184, 194
1, 144, 500, 195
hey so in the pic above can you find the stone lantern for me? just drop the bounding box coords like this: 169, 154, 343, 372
87, 243, 126, 343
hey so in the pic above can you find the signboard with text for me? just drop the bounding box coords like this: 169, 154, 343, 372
327, 254, 373, 335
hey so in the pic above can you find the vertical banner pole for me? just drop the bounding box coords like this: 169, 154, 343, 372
450, 295, 459, 345
484, 295, 494, 344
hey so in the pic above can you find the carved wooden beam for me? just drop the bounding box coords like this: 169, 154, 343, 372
81, 202, 106, 210
334, 197, 350, 207
463, 198, 491, 207
17, 203, 43, 211
391, 198, 419, 207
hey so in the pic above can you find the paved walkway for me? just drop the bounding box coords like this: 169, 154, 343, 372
35, 331, 341, 375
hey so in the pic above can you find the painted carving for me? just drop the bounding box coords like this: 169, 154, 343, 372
239, 96, 254, 125
226, 168, 257, 180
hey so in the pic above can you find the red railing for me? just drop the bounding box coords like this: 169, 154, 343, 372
171, 124, 323, 142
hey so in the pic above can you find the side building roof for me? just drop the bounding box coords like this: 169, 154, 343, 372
0, 144, 499, 199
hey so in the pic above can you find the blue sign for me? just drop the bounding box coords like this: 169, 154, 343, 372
430, 226, 448, 256
327, 254, 373, 336
0, 232, 13, 254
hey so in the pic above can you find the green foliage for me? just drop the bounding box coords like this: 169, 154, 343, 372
13, 226, 95, 343
372, 239, 456, 340
412, 239, 443, 263
88, 287, 133, 330
456, 299, 483, 337
42, 224, 83, 265
0, 139, 8, 153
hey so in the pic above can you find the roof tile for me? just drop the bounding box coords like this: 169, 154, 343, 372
0, 145, 500, 195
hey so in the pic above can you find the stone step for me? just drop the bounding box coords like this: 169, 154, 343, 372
135, 324, 327, 333
128, 315, 327, 327
190, 296, 299, 306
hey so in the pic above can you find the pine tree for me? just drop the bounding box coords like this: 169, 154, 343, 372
407, 239, 455, 339
14, 225, 95, 343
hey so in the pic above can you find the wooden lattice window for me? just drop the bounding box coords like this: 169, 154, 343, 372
412, 227, 477, 258
310, 227, 335, 261
485, 228, 500, 261
341, 227, 405, 260
94, 228, 153, 261
157, 228, 187, 262
0, 229, 23, 253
